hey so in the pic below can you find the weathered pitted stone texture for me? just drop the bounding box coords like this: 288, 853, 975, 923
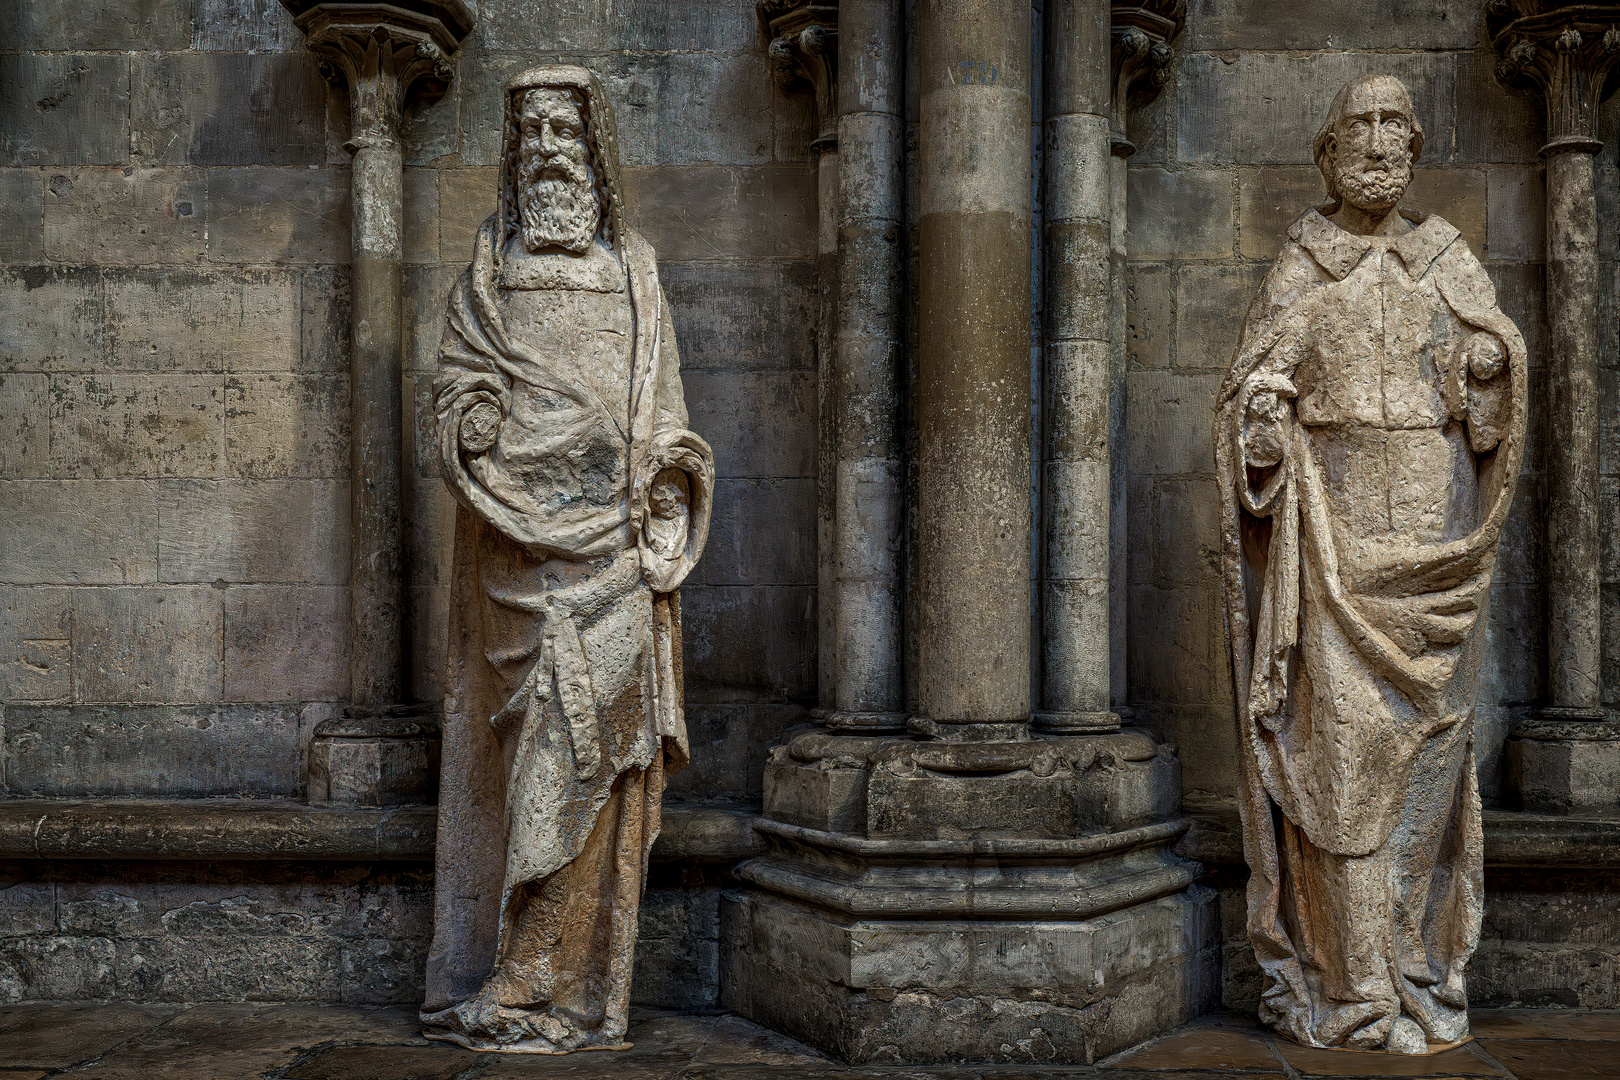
422, 65, 712, 1056
1506, 719, 1620, 816
721, 887, 1218, 1065
1217, 77, 1525, 1055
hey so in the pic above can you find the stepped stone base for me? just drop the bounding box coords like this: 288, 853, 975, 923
721, 885, 1218, 1064
721, 726, 1219, 1063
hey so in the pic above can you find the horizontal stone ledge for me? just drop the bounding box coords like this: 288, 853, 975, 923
755, 816, 1188, 857
0, 799, 765, 863
1177, 798, 1620, 868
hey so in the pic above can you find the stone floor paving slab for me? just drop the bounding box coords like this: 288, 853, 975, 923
1469, 1009, 1620, 1040
1271, 1039, 1508, 1077
1100, 1018, 1288, 1071
284, 1044, 479, 1080
693, 1015, 832, 1065
0, 1002, 182, 1071
1477, 1038, 1620, 1080
468, 1057, 685, 1079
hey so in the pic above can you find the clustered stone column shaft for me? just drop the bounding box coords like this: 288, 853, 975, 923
830, 0, 907, 731
914, 0, 1033, 738
1038, 0, 1117, 733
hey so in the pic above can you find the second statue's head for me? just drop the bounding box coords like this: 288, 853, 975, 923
500, 65, 623, 256
1313, 75, 1425, 215
515, 87, 599, 253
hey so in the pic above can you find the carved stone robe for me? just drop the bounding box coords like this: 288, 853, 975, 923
1216, 208, 1525, 1052
422, 216, 712, 1053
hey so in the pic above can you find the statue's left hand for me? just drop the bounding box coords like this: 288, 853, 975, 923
460, 399, 503, 454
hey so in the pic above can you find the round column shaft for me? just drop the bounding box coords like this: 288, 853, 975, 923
830, 0, 907, 731
1038, 0, 1116, 732
914, 0, 1033, 739
1544, 144, 1602, 712
347, 118, 407, 707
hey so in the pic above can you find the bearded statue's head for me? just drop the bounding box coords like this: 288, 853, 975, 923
514, 86, 603, 253
1313, 75, 1424, 216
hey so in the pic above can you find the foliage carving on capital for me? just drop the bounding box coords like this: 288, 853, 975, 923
1490, 0, 1620, 152
760, 0, 839, 150
1111, 0, 1185, 151
278, 0, 473, 148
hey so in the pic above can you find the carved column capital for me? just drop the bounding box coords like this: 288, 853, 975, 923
279, 0, 473, 150
1110, 0, 1185, 155
761, 0, 839, 150
1491, 1, 1620, 154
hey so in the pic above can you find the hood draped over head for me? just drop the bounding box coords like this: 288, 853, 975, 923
497, 64, 626, 262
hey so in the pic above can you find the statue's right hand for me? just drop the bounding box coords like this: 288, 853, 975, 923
460, 400, 503, 455
1245, 373, 1297, 399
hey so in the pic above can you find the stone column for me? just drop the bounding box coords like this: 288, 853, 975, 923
723, 1, 1217, 1060
1494, 6, 1620, 814
912, 0, 1033, 741
763, 2, 843, 718
1037, 0, 1115, 733
1106, 0, 1183, 711
281, 0, 471, 804
830, 0, 907, 732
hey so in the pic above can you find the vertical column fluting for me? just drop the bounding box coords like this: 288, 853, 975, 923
829, 0, 907, 731
1037, 0, 1116, 733
914, 0, 1033, 738
1545, 144, 1603, 713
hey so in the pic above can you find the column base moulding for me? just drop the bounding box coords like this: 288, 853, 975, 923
1506, 715, 1620, 816
307, 703, 442, 807
822, 710, 910, 733
722, 725, 1216, 1064
1032, 709, 1123, 733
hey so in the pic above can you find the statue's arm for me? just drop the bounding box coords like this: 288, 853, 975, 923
435, 270, 512, 489
1222, 251, 1315, 512
637, 283, 714, 591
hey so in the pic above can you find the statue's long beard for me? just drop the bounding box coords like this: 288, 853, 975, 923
517, 154, 600, 253
1335, 158, 1411, 212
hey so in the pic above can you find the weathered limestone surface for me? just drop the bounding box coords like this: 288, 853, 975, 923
0, 0, 817, 816
1218, 76, 1525, 1054
726, 728, 1217, 1064
421, 64, 713, 1054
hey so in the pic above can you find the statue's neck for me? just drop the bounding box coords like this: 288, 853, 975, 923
1329, 202, 1410, 238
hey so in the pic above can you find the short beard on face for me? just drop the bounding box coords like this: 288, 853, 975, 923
1333, 156, 1411, 212
517, 150, 601, 253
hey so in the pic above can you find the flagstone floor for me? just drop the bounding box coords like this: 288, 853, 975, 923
0, 1002, 1614, 1080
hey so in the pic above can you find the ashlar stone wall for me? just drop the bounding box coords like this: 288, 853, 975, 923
1119, 3, 1619, 806
0, 0, 820, 806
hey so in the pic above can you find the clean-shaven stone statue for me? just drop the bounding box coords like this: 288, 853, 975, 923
1216, 75, 1524, 1055
421, 64, 713, 1054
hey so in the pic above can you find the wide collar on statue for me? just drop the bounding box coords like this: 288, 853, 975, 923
1288, 206, 1460, 281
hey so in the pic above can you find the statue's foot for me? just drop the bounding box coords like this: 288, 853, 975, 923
420, 997, 629, 1055
1385, 1016, 1428, 1055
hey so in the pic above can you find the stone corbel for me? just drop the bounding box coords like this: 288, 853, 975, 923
761, 0, 839, 150
1491, 3, 1620, 154
1109, 0, 1184, 155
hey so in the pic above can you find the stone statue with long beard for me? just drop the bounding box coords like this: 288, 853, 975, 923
1216, 75, 1525, 1055
421, 65, 713, 1054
